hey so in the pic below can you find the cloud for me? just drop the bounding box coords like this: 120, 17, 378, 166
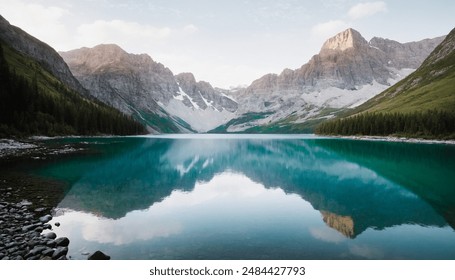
349, 244, 385, 259
0, 0, 71, 49
310, 1, 387, 48
311, 20, 350, 39
348, 1, 387, 19
183, 24, 199, 34
75, 20, 172, 50
309, 226, 346, 243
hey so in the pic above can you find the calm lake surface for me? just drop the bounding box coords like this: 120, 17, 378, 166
24, 135, 455, 259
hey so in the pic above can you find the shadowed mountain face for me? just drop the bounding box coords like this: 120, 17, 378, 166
34, 137, 455, 238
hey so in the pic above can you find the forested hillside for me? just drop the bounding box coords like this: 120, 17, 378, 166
316, 111, 455, 139
0, 42, 146, 137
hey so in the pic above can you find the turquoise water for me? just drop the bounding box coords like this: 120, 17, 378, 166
32, 135, 455, 259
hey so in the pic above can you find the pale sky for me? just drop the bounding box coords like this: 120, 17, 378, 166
1, 0, 454, 88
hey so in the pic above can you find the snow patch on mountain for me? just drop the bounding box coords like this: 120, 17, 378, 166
301, 68, 415, 109
174, 87, 200, 109
163, 98, 235, 132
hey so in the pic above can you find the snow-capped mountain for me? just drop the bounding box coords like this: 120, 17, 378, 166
60, 44, 237, 133
224, 28, 444, 132
61, 29, 444, 133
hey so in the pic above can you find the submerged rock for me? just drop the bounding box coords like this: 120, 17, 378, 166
88, 251, 111, 260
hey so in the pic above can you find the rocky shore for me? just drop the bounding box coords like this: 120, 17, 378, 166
1, 138, 111, 260
1, 144, 72, 261
0, 198, 69, 260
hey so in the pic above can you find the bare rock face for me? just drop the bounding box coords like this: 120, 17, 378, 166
0, 15, 87, 96
60, 44, 178, 115
321, 28, 368, 51
175, 73, 238, 113
369, 36, 445, 69
247, 28, 442, 96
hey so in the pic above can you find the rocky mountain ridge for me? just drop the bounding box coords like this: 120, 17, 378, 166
58, 27, 444, 133
60, 44, 237, 132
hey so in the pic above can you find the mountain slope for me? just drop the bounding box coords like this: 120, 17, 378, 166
0, 16, 146, 137
60, 45, 237, 133
218, 28, 444, 133
316, 27, 455, 139
0, 15, 87, 96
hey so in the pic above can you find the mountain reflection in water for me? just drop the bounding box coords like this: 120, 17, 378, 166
34, 135, 455, 259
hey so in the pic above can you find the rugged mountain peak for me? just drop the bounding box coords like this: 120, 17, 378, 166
175, 72, 197, 85
60, 44, 157, 75
86, 44, 128, 59
321, 28, 368, 51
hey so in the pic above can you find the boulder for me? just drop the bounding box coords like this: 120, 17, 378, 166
55, 237, 69, 247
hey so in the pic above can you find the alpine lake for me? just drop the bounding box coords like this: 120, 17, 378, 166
4, 134, 455, 260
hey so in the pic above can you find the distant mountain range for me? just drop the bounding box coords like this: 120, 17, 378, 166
60, 28, 443, 133
0, 13, 452, 136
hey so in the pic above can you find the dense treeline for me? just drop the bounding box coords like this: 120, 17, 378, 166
315, 110, 455, 139
0, 44, 146, 137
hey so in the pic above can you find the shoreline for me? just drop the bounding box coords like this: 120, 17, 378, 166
0, 138, 76, 260
323, 135, 455, 145
1, 139, 111, 260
